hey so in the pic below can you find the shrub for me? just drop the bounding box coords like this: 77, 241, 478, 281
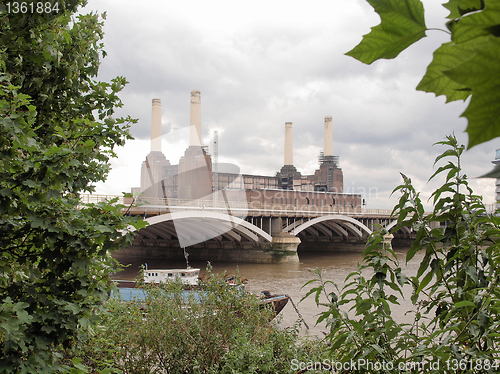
304, 135, 500, 373
63, 267, 325, 373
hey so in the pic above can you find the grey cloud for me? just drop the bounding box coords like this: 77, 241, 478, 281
85, 0, 500, 209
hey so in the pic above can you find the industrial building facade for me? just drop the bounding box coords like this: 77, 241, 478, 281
134, 91, 362, 211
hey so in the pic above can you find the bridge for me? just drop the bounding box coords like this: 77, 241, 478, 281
98, 95, 497, 263
81, 194, 413, 263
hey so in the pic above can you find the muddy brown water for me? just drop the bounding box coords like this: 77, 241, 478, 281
112, 249, 425, 337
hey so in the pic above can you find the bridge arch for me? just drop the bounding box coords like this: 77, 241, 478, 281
385, 220, 413, 237
129, 211, 272, 247
290, 215, 372, 240
385, 220, 398, 232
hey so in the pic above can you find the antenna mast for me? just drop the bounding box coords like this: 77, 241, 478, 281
213, 130, 218, 202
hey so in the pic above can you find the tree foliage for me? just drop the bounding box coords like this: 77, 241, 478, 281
304, 135, 500, 372
347, 0, 500, 150
65, 269, 323, 374
0, 1, 144, 371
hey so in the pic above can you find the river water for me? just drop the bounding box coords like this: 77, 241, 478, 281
112, 248, 424, 337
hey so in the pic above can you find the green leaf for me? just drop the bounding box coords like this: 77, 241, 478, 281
346, 0, 427, 64
434, 148, 459, 165
416, 42, 472, 102
301, 286, 323, 305
428, 162, 455, 182
26, 137, 39, 150
444, 35, 500, 148
478, 310, 489, 328
465, 265, 479, 284
407, 229, 425, 262
416, 268, 434, 294
454, 300, 476, 308
356, 299, 373, 315
375, 271, 386, 289
443, 0, 484, 19
22, 180, 37, 188
13, 302, 33, 324
448, 0, 500, 44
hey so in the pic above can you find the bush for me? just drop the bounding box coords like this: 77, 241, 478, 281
304, 135, 500, 373
62, 267, 325, 373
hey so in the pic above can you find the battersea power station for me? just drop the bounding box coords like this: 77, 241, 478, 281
135, 91, 360, 208
121, 90, 377, 263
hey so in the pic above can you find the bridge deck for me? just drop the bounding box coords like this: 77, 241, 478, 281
79, 194, 394, 219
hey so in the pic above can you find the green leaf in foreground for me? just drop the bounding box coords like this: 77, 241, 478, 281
416, 42, 472, 102
454, 300, 476, 308
345, 0, 427, 64
348, 0, 500, 148
444, 35, 500, 149
443, 0, 484, 20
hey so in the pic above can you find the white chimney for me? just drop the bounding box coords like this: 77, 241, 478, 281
284, 122, 293, 165
189, 90, 201, 146
151, 98, 162, 152
324, 116, 333, 157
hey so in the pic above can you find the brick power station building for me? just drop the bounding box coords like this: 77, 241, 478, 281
133, 91, 362, 211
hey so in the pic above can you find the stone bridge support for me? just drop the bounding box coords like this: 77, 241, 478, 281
268, 217, 301, 259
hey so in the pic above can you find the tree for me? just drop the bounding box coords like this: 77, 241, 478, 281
346, 0, 500, 151
0, 1, 144, 371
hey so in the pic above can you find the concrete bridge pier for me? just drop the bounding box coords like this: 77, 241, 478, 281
266, 217, 300, 263
383, 232, 394, 250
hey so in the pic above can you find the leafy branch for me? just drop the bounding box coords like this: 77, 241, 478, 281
347, 0, 500, 150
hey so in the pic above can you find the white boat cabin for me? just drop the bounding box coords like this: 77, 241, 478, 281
144, 267, 200, 286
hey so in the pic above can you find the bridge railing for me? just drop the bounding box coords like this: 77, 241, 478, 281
79, 194, 394, 216
79, 194, 497, 215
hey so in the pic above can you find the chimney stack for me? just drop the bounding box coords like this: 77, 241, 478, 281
324, 116, 333, 156
189, 90, 202, 146
151, 98, 162, 152
284, 122, 293, 166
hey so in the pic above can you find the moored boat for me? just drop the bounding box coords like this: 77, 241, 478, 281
259, 291, 290, 316
112, 266, 289, 317
144, 266, 200, 285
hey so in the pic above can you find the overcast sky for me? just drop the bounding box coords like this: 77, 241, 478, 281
84, 0, 500, 210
